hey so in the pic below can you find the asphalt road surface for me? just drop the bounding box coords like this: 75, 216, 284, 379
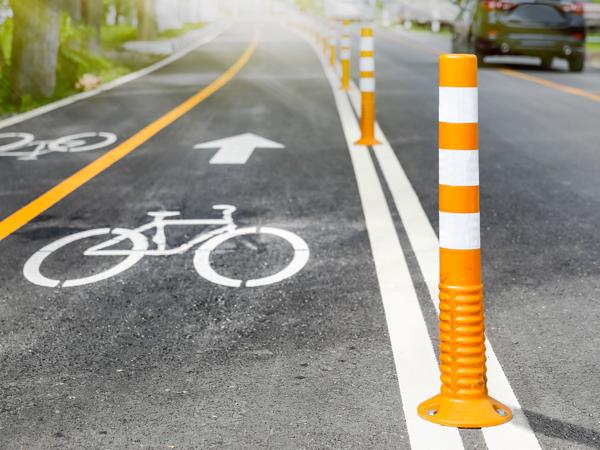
0, 16, 599, 450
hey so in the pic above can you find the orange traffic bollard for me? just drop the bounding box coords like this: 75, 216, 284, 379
355, 27, 380, 146
417, 54, 512, 428
329, 31, 337, 67
340, 21, 351, 91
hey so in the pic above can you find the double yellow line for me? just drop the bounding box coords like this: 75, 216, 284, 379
0, 32, 259, 241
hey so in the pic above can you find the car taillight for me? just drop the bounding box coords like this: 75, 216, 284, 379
560, 2, 584, 15
571, 31, 584, 41
483, 1, 517, 12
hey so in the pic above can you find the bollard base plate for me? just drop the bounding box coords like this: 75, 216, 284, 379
417, 394, 512, 428
354, 137, 381, 146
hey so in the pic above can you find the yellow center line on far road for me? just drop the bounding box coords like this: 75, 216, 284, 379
499, 68, 600, 102
0, 31, 260, 242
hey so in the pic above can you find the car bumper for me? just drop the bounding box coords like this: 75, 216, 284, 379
476, 36, 584, 58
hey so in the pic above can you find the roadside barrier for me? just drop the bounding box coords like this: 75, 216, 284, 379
355, 26, 380, 146
417, 54, 512, 428
329, 31, 337, 67
340, 21, 351, 91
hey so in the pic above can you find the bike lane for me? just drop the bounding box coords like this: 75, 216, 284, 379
0, 24, 230, 220
0, 21, 407, 448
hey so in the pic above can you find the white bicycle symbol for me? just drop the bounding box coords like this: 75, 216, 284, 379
24, 205, 310, 288
0, 132, 117, 160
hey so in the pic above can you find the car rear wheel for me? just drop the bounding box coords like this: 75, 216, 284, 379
568, 54, 584, 73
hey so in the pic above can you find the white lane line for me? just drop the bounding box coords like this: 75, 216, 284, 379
346, 84, 542, 450
306, 31, 465, 450
0, 23, 228, 131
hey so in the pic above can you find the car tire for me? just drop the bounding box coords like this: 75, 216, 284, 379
541, 56, 553, 70
568, 54, 584, 73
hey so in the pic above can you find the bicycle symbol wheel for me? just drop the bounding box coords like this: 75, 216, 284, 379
48, 132, 118, 153
0, 133, 35, 153
23, 228, 148, 288
193, 227, 310, 287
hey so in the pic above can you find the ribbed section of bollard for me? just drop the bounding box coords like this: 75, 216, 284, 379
355, 26, 380, 146
439, 283, 487, 399
417, 53, 512, 428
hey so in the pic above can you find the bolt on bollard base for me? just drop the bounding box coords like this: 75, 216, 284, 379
418, 394, 512, 428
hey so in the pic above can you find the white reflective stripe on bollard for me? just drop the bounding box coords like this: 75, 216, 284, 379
439, 87, 479, 123
360, 57, 375, 72
439, 212, 481, 250
360, 37, 374, 51
439, 149, 480, 186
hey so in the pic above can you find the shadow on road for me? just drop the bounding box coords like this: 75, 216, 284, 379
523, 409, 600, 448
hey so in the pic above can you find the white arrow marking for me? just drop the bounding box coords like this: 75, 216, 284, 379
194, 133, 284, 165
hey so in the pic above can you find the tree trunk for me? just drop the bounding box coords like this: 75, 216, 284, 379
81, 0, 103, 52
61, 0, 82, 22
136, 0, 158, 40
9, 0, 61, 101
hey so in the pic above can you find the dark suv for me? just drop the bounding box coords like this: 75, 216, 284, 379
452, 0, 586, 71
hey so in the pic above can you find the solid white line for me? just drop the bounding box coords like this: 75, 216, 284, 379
306, 28, 465, 450
346, 80, 542, 450
439, 87, 478, 124
0, 23, 228, 131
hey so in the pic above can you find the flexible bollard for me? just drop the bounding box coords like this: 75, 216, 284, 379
322, 33, 328, 55
340, 21, 351, 91
417, 54, 512, 428
329, 31, 337, 67
355, 27, 380, 146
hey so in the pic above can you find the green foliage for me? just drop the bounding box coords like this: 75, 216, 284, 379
294, 0, 323, 14
1, 14, 132, 114
0, 17, 13, 107
0, 16, 12, 62
158, 22, 204, 39
56, 15, 111, 91
101, 24, 137, 49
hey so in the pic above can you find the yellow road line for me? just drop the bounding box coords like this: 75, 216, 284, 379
500, 68, 600, 102
0, 31, 259, 242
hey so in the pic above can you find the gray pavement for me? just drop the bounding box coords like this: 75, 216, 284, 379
0, 22, 405, 449
0, 17, 599, 450
358, 25, 600, 450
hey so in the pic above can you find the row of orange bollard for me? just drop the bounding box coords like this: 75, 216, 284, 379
314, 21, 513, 429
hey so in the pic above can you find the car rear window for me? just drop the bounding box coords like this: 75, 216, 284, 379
498, 1, 570, 25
